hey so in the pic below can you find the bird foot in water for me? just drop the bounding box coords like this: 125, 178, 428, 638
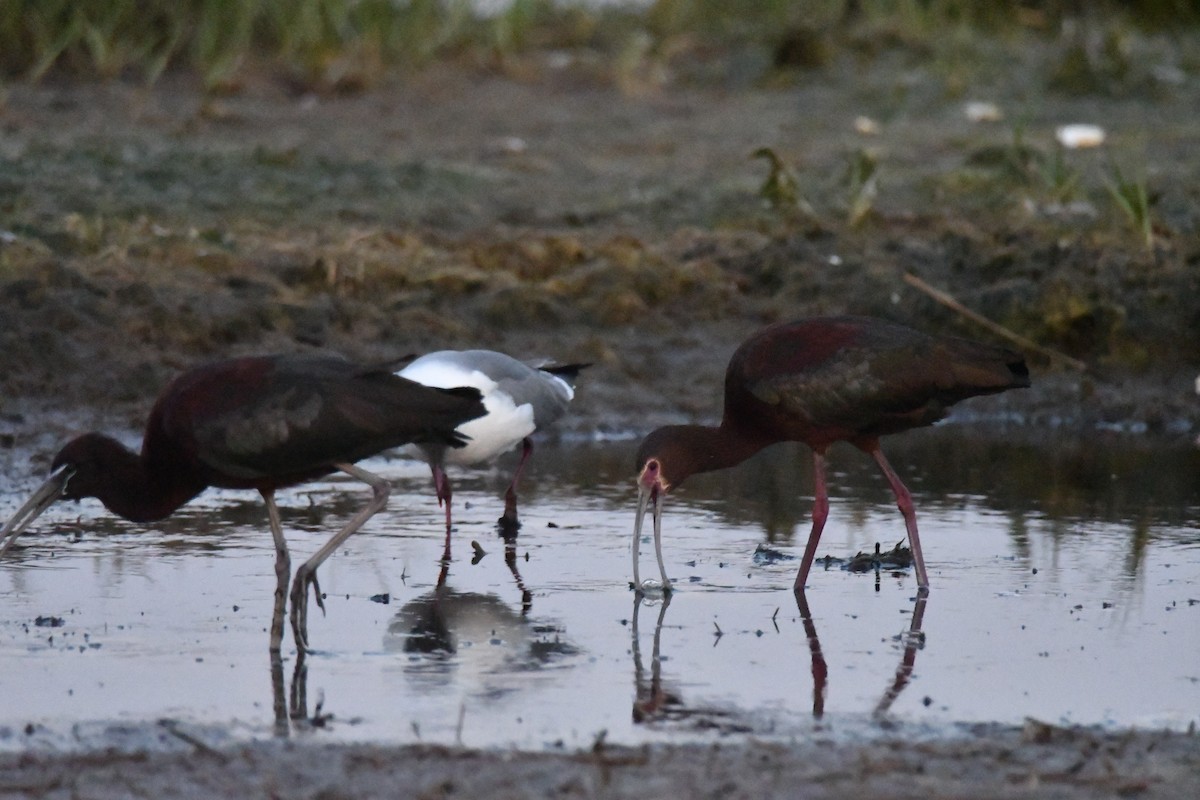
496, 514, 521, 538
310, 570, 325, 614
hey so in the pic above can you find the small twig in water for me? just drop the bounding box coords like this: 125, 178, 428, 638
157, 719, 226, 761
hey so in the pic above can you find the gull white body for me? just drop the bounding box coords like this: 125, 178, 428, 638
399, 350, 575, 464
397, 349, 583, 534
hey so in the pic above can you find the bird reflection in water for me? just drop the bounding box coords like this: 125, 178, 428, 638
383, 592, 576, 692
630, 595, 742, 730
630, 590, 929, 729
794, 589, 929, 720
270, 651, 324, 737
631, 595, 679, 723
794, 591, 829, 718
270, 534, 553, 735
872, 592, 928, 719
391, 530, 540, 667
383, 541, 574, 683
461, 530, 533, 614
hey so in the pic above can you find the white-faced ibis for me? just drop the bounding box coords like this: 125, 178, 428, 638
397, 350, 586, 537
632, 315, 1030, 594
0, 353, 486, 653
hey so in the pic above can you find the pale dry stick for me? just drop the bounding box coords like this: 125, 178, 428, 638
903, 272, 1088, 372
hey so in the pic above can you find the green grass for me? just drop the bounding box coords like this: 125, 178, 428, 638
752, 146, 802, 212
844, 147, 879, 226
0, 0, 558, 89
1104, 161, 1156, 251
1, 1, 1197, 90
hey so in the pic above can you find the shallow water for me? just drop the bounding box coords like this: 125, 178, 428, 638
1, 427, 1198, 752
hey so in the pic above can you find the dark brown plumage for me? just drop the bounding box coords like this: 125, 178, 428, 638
633, 316, 1030, 593
0, 353, 486, 653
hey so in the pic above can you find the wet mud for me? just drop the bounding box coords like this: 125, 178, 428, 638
3, 726, 1199, 800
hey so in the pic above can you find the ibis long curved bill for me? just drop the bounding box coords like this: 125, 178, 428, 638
632, 469, 670, 594
0, 465, 74, 558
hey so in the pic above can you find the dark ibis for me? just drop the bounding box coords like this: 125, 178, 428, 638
632, 316, 1030, 593
397, 350, 586, 537
0, 353, 486, 653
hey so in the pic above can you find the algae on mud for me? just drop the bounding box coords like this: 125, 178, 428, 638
1, 56, 1198, 442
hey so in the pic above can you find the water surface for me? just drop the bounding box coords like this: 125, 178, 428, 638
1, 428, 1197, 751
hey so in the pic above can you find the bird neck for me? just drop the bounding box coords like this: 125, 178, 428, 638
668, 424, 772, 483
88, 436, 206, 523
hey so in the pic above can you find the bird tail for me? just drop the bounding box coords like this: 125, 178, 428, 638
945, 340, 1031, 394
429, 385, 486, 449
539, 362, 591, 386
370, 353, 419, 373
433, 385, 485, 403
1003, 352, 1031, 388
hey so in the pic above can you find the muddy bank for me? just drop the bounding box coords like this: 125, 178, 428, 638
2, 723, 1198, 799
2, 58, 1199, 450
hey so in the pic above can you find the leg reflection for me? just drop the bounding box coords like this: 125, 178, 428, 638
794, 589, 929, 720
270, 649, 330, 736
873, 590, 928, 719
437, 539, 452, 588
502, 531, 533, 615
289, 650, 309, 723
438, 526, 532, 614
793, 589, 828, 719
